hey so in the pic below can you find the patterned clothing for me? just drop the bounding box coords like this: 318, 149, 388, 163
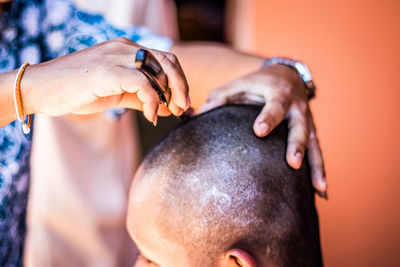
0, 1, 171, 266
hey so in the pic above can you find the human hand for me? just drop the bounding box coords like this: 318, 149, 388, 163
198, 64, 327, 198
22, 37, 190, 124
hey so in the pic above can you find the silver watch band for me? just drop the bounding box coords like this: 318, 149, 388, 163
263, 57, 316, 99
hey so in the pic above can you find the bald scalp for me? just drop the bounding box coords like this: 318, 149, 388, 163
140, 104, 322, 267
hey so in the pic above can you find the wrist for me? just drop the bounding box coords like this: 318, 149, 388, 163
261, 64, 307, 95
19, 63, 43, 116
0, 65, 36, 127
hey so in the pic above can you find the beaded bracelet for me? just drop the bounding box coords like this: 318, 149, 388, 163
13, 62, 32, 134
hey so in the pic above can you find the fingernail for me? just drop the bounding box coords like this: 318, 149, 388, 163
292, 152, 303, 168
256, 122, 269, 135
153, 113, 158, 126
186, 95, 191, 109
316, 190, 328, 200
318, 174, 327, 190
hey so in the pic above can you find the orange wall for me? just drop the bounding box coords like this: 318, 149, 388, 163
229, 0, 400, 266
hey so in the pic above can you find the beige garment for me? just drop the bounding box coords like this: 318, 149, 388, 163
74, 0, 178, 39
126, 0, 179, 40
25, 112, 140, 267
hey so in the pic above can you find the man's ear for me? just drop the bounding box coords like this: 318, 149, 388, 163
216, 249, 256, 267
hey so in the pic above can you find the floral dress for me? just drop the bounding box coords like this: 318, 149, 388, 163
0, 0, 170, 265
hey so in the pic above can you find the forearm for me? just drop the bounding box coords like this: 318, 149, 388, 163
171, 42, 264, 105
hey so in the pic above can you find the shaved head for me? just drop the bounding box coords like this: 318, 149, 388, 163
128, 104, 322, 267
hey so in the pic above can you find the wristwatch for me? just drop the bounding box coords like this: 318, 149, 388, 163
263, 57, 316, 99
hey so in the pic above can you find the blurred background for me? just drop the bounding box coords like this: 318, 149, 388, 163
137, 0, 400, 266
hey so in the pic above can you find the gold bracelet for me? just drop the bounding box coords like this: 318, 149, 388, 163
13, 62, 32, 134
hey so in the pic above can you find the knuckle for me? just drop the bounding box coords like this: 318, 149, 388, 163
289, 109, 308, 129
106, 66, 120, 90
144, 86, 159, 101
165, 52, 178, 63
101, 52, 116, 64
296, 127, 309, 140
137, 88, 150, 101
92, 64, 120, 95
265, 115, 277, 127
207, 89, 221, 101
157, 53, 170, 67
296, 140, 308, 150
311, 163, 324, 171
298, 118, 310, 134
114, 37, 130, 44
288, 111, 304, 127
94, 63, 111, 78
308, 131, 320, 143
288, 125, 309, 141
289, 139, 307, 149
296, 101, 309, 114
271, 76, 292, 96
210, 90, 221, 99
104, 38, 126, 51
271, 98, 288, 115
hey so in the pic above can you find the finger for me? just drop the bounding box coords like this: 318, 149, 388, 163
152, 51, 190, 110
198, 82, 247, 114
118, 93, 142, 109
157, 104, 173, 117
198, 96, 227, 114
168, 96, 184, 116
307, 115, 327, 197
253, 97, 289, 137
286, 108, 309, 169
117, 67, 171, 116
112, 66, 152, 94
114, 67, 162, 124
135, 82, 161, 125
72, 95, 124, 114
118, 93, 171, 116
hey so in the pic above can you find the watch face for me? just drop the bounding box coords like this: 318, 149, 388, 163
295, 61, 313, 82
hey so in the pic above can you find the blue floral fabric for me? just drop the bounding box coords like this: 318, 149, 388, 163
0, 1, 171, 266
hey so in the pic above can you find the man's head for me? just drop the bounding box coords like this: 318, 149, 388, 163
127, 104, 322, 267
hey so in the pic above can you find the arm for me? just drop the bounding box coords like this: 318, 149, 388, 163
0, 38, 189, 129
171, 42, 264, 95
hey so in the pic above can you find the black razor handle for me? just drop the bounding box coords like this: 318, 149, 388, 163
135, 49, 170, 106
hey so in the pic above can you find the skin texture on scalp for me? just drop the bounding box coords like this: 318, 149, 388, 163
141, 104, 323, 267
